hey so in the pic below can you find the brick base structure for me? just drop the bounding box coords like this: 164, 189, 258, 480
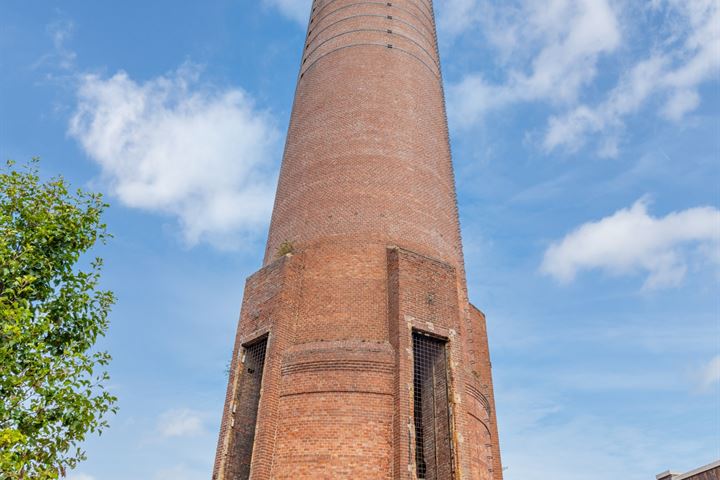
213, 0, 503, 478
214, 242, 502, 479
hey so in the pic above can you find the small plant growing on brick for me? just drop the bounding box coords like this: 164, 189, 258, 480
276, 240, 294, 257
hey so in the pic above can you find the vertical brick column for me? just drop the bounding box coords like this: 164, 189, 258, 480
213, 254, 302, 480
264, 0, 464, 271
213, 0, 503, 478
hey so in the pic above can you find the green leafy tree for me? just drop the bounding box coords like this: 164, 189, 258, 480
0, 158, 117, 479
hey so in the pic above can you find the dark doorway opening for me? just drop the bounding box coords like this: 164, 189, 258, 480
413, 331, 454, 480
231, 336, 268, 479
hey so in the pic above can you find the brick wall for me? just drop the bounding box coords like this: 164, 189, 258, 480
657, 463, 720, 480
264, 0, 464, 273
685, 468, 720, 480
214, 0, 503, 478
215, 243, 502, 479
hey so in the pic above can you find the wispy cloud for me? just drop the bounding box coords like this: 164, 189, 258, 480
541, 198, 720, 289
446, 0, 621, 127
544, 0, 720, 155
444, 0, 720, 156
32, 18, 77, 71
263, 0, 311, 25
550, 369, 680, 392
437, 0, 487, 38
156, 408, 206, 438
69, 64, 280, 248
699, 355, 720, 391
496, 386, 709, 480
502, 413, 699, 480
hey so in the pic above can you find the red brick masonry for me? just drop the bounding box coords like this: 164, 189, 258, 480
657, 461, 720, 480
213, 0, 503, 478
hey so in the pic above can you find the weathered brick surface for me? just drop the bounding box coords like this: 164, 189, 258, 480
686, 469, 720, 480
467, 306, 503, 480
658, 465, 720, 480
214, 0, 502, 478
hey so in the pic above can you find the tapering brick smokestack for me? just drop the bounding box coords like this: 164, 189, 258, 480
213, 1, 503, 478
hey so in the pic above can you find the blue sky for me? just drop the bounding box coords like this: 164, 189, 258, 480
1, 1, 718, 479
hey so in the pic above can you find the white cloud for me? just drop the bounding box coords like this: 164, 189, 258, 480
446, 0, 620, 128
437, 0, 485, 38
541, 198, 720, 289
444, 0, 719, 156
543, 55, 667, 154
157, 408, 205, 438
700, 355, 720, 391
661, 88, 700, 121
543, 0, 720, 154
69, 64, 280, 248
264, 0, 311, 25
447, 74, 509, 127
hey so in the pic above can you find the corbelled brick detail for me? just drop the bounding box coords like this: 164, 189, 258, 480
214, 0, 503, 478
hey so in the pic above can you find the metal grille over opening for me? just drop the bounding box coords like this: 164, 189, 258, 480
230, 336, 268, 480
413, 332, 454, 480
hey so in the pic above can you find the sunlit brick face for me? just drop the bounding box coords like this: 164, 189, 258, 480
213, 1, 503, 479
263, 0, 463, 269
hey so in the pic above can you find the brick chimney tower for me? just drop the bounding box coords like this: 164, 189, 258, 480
213, 1, 503, 479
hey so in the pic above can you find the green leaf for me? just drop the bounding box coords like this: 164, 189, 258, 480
0, 158, 117, 479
